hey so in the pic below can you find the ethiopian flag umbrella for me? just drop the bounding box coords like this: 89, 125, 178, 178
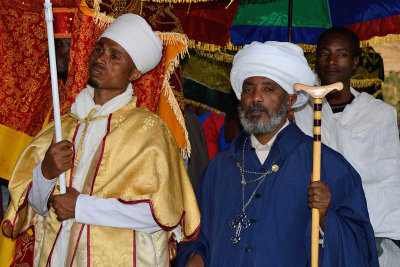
231, 0, 400, 46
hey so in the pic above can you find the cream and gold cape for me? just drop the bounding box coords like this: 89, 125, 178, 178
2, 98, 200, 266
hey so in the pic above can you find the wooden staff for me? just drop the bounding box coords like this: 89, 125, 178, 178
294, 82, 343, 267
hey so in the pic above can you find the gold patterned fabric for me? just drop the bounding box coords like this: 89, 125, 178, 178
2, 98, 200, 266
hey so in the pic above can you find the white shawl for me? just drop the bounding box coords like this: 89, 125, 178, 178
52, 84, 133, 266
294, 88, 400, 239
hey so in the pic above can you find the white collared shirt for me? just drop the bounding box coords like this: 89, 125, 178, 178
250, 119, 289, 164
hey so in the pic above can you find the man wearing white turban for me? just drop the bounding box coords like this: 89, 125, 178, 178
176, 41, 378, 266
294, 27, 400, 267
2, 14, 200, 266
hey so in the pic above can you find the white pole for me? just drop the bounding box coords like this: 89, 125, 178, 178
44, 0, 66, 195
44, 4, 68, 261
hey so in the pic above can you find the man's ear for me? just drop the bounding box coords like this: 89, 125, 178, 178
352, 56, 360, 71
286, 94, 297, 109
129, 68, 142, 82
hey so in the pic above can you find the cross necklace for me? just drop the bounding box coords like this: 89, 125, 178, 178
229, 137, 280, 244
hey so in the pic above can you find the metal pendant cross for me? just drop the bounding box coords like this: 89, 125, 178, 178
229, 212, 251, 244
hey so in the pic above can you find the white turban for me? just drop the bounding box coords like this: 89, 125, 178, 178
230, 41, 315, 108
100, 14, 163, 74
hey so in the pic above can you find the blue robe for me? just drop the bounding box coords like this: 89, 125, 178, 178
176, 122, 378, 266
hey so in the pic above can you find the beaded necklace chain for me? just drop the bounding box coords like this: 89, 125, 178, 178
229, 136, 280, 244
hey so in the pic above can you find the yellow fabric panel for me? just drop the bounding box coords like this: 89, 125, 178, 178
0, 124, 33, 181
182, 53, 232, 94
0, 224, 16, 267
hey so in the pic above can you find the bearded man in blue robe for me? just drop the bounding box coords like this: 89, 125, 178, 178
176, 41, 378, 267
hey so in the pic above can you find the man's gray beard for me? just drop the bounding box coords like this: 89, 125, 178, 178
238, 102, 287, 135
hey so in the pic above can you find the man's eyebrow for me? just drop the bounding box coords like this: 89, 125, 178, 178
243, 81, 254, 86
243, 80, 276, 86
110, 48, 123, 56
261, 80, 276, 86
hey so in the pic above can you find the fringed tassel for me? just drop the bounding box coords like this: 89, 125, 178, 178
362, 34, 400, 47
188, 40, 242, 53
192, 50, 234, 63
188, 39, 237, 63
93, 11, 115, 28
157, 32, 191, 158
350, 78, 383, 88
93, 0, 115, 27
188, 40, 317, 63
297, 43, 317, 53
156, 32, 189, 61
163, 82, 191, 158
180, 148, 189, 160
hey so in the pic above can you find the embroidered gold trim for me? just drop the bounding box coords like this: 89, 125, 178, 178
350, 78, 383, 88
187, 33, 400, 60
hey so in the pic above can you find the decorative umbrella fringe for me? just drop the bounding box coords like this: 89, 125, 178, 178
188, 33, 400, 62
92, 0, 114, 28
362, 33, 400, 47
350, 78, 383, 88
155, 32, 189, 62
184, 99, 225, 115
93, 10, 114, 28
189, 50, 234, 63
188, 40, 242, 52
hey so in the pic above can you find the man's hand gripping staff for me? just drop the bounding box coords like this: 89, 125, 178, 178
42, 137, 79, 222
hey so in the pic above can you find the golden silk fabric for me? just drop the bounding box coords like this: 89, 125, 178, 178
2, 98, 200, 266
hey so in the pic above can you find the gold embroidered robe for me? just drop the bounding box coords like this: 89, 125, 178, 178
2, 98, 200, 266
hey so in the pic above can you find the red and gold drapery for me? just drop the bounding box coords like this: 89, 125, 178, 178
0, 0, 101, 181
